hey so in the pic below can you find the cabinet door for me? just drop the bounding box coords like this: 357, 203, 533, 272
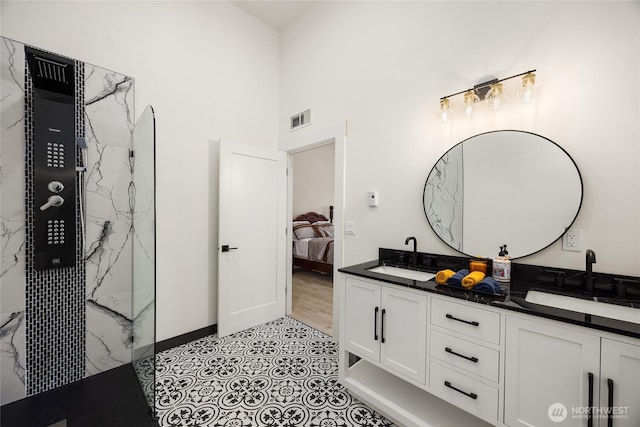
380, 286, 427, 383
344, 277, 381, 361
599, 339, 640, 427
504, 316, 600, 427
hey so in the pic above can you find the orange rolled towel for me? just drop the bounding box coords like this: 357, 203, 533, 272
462, 271, 486, 289
435, 269, 456, 284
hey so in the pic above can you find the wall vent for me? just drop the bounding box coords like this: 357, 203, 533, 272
290, 109, 311, 130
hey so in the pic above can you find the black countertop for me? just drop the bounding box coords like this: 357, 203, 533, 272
339, 257, 640, 340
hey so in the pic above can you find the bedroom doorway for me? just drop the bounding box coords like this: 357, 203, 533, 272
289, 143, 335, 336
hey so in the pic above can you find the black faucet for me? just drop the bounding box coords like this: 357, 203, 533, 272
585, 249, 596, 293
405, 237, 417, 267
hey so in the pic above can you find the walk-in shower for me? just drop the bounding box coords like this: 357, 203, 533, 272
0, 37, 156, 420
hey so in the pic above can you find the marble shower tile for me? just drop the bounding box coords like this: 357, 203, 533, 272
0, 311, 26, 405
85, 291, 132, 376
84, 142, 133, 221
0, 38, 26, 222
1, 222, 26, 314
84, 65, 134, 149
85, 220, 132, 299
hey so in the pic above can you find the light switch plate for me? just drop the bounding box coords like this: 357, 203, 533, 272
344, 221, 356, 235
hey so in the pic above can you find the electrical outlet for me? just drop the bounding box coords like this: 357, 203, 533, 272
562, 229, 582, 252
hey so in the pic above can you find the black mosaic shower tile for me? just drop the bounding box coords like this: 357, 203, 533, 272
23, 56, 86, 396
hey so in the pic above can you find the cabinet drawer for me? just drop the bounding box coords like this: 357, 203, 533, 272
431, 297, 501, 345
429, 361, 499, 422
430, 329, 500, 382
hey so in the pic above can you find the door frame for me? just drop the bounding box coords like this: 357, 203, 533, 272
279, 121, 347, 340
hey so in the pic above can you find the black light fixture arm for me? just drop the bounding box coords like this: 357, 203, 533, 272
440, 69, 537, 101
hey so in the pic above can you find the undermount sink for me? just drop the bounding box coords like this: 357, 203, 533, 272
367, 265, 435, 282
525, 290, 640, 324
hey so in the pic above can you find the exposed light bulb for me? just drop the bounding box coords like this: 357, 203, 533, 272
521, 72, 536, 104
440, 98, 451, 122
486, 82, 505, 111
463, 90, 478, 118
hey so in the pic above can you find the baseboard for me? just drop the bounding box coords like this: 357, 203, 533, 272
155, 324, 217, 353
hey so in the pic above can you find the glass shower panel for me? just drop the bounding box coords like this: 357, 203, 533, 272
131, 105, 156, 417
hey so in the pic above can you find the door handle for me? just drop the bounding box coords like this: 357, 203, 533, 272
221, 245, 238, 252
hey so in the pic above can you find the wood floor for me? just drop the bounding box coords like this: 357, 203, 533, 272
290, 268, 333, 336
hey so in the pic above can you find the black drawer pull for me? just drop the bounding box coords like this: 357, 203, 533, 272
381, 308, 386, 344
446, 313, 480, 327
588, 372, 594, 427
607, 378, 614, 427
445, 347, 479, 363
444, 380, 477, 400
374, 307, 379, 341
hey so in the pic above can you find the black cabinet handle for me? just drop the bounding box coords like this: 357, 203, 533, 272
607, 378, 614, 427
445, 347, 479, 363
444, 380, 477, 400
221, 245, 238, 252
374, 307, 379, 341
381, 309, 386, 344
445, 313, 479, 327
588, 372, 594, 427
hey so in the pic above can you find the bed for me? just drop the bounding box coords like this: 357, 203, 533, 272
292, 206, 334, 275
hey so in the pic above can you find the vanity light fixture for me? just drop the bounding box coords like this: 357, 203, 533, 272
440, 69, 537, 121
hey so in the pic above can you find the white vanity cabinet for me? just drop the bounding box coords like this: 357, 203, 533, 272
340, 271, 640, 427
505, 315, 640, 427
504, 315, 600, 426
344, 276, 427, 383
428, 296, 503, 424
599, 338, 640, 427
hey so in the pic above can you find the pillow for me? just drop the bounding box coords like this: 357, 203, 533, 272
293, 220, 310, 226
315, 223, 334, 238
293, 224, 319, 239
312, 220, 331, 225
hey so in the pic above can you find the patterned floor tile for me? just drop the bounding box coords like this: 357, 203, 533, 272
155, 316, 395, 426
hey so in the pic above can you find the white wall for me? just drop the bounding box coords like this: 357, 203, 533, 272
1, 1, 280, 340
280, 1, 640, 276
292, 143, 335, 218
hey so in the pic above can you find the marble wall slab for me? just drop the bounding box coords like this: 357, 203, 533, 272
424, 149, 464, 251
0, 38, 25, 223
0, 38, 27, 405
0, 312, 26, 405
84, 65, 134, 149
82, 60, 134, 378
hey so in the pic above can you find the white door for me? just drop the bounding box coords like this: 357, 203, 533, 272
600, 339, 640, 427
380, 286, 427, 383
504, 316, 600, 427
218, 141, 287, 337
343, 277, 381, 361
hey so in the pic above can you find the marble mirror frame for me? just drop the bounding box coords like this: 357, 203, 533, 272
423, 130, 584, 259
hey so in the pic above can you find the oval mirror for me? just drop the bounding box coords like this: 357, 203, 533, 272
423, 130, 583, 259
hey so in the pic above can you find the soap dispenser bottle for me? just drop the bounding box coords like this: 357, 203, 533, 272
492, 245, 511, 285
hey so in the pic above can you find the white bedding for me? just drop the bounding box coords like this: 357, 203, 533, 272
293, 238, 312, 259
